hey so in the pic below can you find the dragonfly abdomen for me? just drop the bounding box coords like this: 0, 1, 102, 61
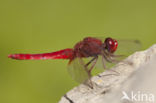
8, 48, 74, 60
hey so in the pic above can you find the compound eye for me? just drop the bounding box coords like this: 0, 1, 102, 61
105, 38, 118, 53
108, 40, 113, 45
111, 40, 118, 52
114, 40, 118, 47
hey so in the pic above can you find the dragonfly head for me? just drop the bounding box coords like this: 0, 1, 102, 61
104, 37, 118, 53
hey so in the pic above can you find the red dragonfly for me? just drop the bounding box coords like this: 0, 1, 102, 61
8, 37, 141, 83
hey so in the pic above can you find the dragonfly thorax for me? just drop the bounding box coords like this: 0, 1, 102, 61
73, 37, 103, 58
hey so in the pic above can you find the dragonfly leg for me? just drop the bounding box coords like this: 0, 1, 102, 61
102, 54, 120, 75
85, 56, 97, 67
102, 55, 107, 69
84, 78, 94, 89
109, 58, 120, 63
82, 56, 98, 89
103, 50, 124, 63
99, 73, 119, 77
110, 54, 125, 58
103, 53, 120, 63
86, 57, 98, 89
107, 69, 120, 75
83, 56, 98, 77
102, 53, 113, 63
88, 57, 98, 73
78, 57, 97, 78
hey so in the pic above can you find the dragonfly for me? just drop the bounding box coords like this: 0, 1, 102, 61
8, 37, 141, 85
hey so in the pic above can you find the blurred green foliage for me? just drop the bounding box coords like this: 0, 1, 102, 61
0, 0, 156, 103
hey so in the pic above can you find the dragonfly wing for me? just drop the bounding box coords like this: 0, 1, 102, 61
115, 39, 142, 56
95, 55, 115, 70
96, 39, 142, 70
96, 37, 142, 56
67, 38, 142, 82
67, 58, 90, 83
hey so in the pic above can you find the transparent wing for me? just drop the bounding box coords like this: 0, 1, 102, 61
95, 37, 142, 56
95, 55, 115, 70
67, 37, 142, 83
67, 58, 90, 83
115, 39, 142, 56
95, 38, 142, 70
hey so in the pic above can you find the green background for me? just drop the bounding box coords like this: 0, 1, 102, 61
0, 0, 156, 103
